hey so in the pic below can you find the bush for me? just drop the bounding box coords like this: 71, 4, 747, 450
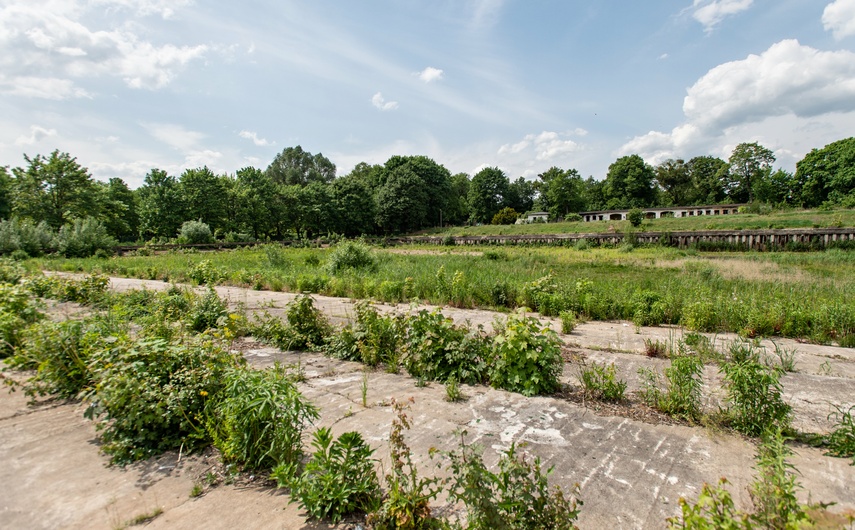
490, 310, 563, 397
85, 336, 240, 464
55, 217, 117, 258
328, 301, 403, 368
825, 404, 855, 462
283, 294, 331, 351
281, 427, 380, 523
627, 208, 644, 227
0, 283, 44, 357
404, 309, 489, 385
445, 440, 582, 530
579, 361, 626, 402
491, 207, 519, 225
0, 218, 54, 257
186, 286, 229, 333
639, 355, 703, 421
326, 240, 376, 274
262, 244, 289, 268
178, 220, 213, 244
188, 259, 225, 285
559, 310, 576, 334
721, 343, 791, 436
208, 366, 317, 470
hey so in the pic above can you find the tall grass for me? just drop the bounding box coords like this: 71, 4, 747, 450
36, 243, 855, 344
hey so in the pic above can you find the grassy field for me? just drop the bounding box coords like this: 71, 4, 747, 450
35, 241, 855, 345
418, 207, 855, 236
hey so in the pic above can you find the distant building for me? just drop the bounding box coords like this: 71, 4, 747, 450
578, 204, 745, 222
526, 211, 549, 223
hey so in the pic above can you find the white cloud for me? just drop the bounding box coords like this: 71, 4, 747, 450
659, 53, 669, 60
371, 92, 399, 111
14, 125, 57, 146
142, 122, 205, 151
498, 131, 581, 161
471, 0, 504, 28
823, 0, 855, 40
620, 39, 855, 165
0, 1, 207, 92
0, 76, 91, 99
691, 0, 753, 32
184, 149, 222, 168
417, 66, 444, 83
239, 130, 274, 147
91, 0, 194, 20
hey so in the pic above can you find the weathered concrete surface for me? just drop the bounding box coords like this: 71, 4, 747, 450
6, 274, 851, 529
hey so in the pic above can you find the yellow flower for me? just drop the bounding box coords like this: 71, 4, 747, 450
199, 390, 208, 397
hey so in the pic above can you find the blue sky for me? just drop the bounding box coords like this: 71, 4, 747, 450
2, 0, 855, 188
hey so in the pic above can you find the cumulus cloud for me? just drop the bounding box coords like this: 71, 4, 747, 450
239, 130, 274, 147
619, 39, 855, 164
691, 0, 753, 32
416, 66, 444, 83
143, 122, 205, 151
371, 92, 399, 111
0, 1, 207, 94
498, 131, 582, 161
14, 125, 57, 146
823, 0, 855, 40
91, 0, 194, 19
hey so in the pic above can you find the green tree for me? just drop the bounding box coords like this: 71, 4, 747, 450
330, 175, 375, 236
11, 150, 98, 229
375, 166, 429, 233
538, 167, 585, 219
602, 155, 657, 209
137, 169, 184, 240
0, 167, 12, 221
96, 178, 139, 242
446, 172, 471, 225
724, 142, 776, 203
795, 137, 855, 207
504, 176, 536, 214
233, 167, 277, 239
685, 156, 727, 205
491, 207, 519, 225
383, 155, 452, 229
266, 145, 336, 186
179, 167, 227, 234
655, 159, 690, 206
468, 167, 509, 224
754, 169, 796, 205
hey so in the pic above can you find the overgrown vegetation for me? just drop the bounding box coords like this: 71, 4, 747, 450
489, 310, 563, 397
639, 354, 704, 422
579, 361, 627, 402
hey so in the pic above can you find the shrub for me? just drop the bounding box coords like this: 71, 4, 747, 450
579, 361, 626, 402
559, 311, 576, 334
346, 301, 403, 368
208, 366, 318, 470
178, 220, 213, 244
326, 240, 376, 274
631, 290, 665, 327
639, 355, 703, 422
404, 309, 488, 385
825, 404, 855, 462
283, 294, 330, 350
367, 398, 443, 530
0, 218, 54, 257
721, 343, 791, 436
86, 336, 240, 464
0, 259, 24, 284
186, 286, 229, 333
627, 208, 644, 227
445, 439, 582, 530
55, 217, 117, 258
282, 427, 381, 523
490, 310, 563, 397
262, 244, 289, 268
188, 259, 225, 285
644, 338, 668, 358
491, 207, 519, 225
0, 283, 44, 357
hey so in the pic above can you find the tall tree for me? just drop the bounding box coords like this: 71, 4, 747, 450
179, 167, 227, 232
724, 142, 776, 203
602, 154, 657, 209
383, 155, 451, 229
330, 174, 375, 236
467, 167, 509, 224
656, 159, 691, 206
686, 156, 727, 205
266, 145, 336, 186
0, 166, 12, 221
375, 166, 429, 233
97, 178, 139, 242
795, 137, 855, 207
446, 173, 471, 225
137, 169, 184, 239
233, 166, 277, 239
504, 176, 536, 214
11, 150, 97, 228
538, 167, 584, 219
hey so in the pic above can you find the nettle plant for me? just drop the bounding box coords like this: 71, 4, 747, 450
489, 309, 563, 397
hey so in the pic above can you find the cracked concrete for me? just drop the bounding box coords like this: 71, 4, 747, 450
2, 275, 853, 529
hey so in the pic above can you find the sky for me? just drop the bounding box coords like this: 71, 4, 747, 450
1, 0, 855, 188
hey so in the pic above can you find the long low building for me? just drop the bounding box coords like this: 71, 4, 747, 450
579, 204, 746, 222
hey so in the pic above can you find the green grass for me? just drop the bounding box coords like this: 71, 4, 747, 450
418, 207, 855, 237
34, 242, 855, 344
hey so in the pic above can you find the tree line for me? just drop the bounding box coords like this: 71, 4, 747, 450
1, 138, 853, 244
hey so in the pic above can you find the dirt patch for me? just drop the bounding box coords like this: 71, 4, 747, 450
650, 257, 812, 284
381, 248, 483, 256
